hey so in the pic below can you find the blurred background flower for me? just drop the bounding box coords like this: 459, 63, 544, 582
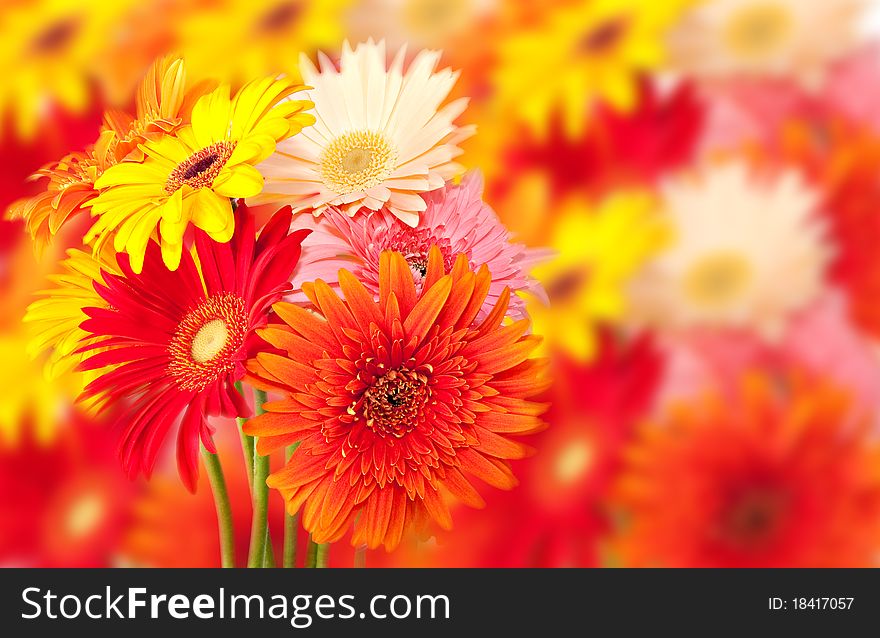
7, 0, 880, 567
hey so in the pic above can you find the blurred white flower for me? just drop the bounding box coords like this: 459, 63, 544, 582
629, 160, 832, 339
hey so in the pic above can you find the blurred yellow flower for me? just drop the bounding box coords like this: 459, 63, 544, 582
24, 249, 117, 381
174, 0, 350, 86
493, 0, 690, 139
528, 191, 669, 361
86, 77, 314, 273
0, 0, 132, 140
0, 334, 82, 445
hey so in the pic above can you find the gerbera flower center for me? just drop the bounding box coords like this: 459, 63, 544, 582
320, 130, 398, 195
554, 439, 595, 485
720, 487, 789, 550
164, 141, 237, 195
362, 367, 430, 438
65, 491, 106, 539
579, 18, 628, 54
684, 251, 752, 309
190, 319, 229, 363
256, 1, 303, 34
31, 17, 79, 54
167, 293, 248, 392
386, 229, 456, 288
545, 266, 590, 304
405, 0, 468, 36
724, 2, 792, 59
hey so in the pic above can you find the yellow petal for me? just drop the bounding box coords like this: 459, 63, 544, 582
213, 164, 264, 198
192, 189, 234, 236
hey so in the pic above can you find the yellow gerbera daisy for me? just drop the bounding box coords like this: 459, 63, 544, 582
85, 77, 314, 273
493, 0, 691, 139
24, 248, 118, 380
528, 191, 669, 361
174, 0, 350, 87
7, 55, 214, 255
0, 0, 133, 140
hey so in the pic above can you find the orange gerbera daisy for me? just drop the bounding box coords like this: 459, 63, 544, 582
7, 133, 114, 255
612, 373, 880, 567
7, 55, 212, 254
245, 248, 550, 550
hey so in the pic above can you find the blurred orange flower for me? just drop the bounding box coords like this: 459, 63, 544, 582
613, 373, 880, 567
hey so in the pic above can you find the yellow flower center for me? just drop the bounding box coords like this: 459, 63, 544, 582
167, 293, 248, 392
165, 141, 237, 195
320, 130, 398, 195
554, 439, 595, 485
684, 251, 752, 309
404, 0, 469, 40
724, 2, 793, 60
190, 318, 229, 364
66, 492, 106, 539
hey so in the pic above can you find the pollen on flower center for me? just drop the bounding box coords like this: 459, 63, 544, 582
360, 367, 431, 438
167, 293, 248, 392
320, 130, 398, 195
164, 141, 237, 195
190, 318, 229, 363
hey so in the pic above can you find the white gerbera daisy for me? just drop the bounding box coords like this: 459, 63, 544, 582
628, 161, 832, 339
668, 0, 867, 86
251, 39, 473, 226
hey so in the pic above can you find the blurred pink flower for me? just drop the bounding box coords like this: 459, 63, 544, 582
697, 78, 815, 154
824, 43, 880, 134
657, 292, 880, 428
290, 172, 548, 321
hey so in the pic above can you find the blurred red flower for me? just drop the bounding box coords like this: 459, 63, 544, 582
491, 79, 704, 203
0, 412, 134, 567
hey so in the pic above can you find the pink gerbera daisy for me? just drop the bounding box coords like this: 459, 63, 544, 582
77, 203, 309, 491
289, 173, 548, 320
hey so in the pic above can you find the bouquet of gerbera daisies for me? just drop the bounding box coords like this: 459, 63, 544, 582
11, 40, 549, 567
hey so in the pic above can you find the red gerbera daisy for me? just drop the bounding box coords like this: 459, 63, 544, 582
490, 79, 704, 203
244, 247, 550, 550
0, 413, 136, 567
78, 203, 309, 491
612, 373, 880, 567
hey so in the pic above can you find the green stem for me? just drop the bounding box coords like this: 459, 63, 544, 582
201, 447, 235, 568
247, 389, 271, 568
316, 542, 330, 568
283, 443, 301, 568
234, 382, 255, 496
306, 537, 319, 568
354, 545, 366, 568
